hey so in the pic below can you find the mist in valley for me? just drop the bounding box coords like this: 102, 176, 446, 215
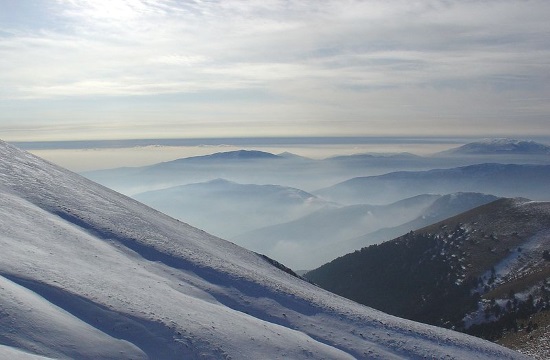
78, 138, 550, 271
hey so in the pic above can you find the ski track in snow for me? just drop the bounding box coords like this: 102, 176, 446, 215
0, 141, 530, 359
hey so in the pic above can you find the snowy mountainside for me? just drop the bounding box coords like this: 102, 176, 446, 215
0, 140, 528, 359
437, 139, 550, 156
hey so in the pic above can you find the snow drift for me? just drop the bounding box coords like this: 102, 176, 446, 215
0, 140, 527, 359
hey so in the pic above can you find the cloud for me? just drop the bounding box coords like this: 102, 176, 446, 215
1, 0, 549, 139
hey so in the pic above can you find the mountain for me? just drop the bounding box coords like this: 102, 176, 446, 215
0, 140, 526, 359
83, 149, 342, 195
437, 139, 550, 156
136, 185, 497, 270
153, 149, 283, 166
315, 163, 550, 205
327, 192, 500, 263
134, 179, 332, 238
83, 144, 550, 198
306, 198, 550, 358
81, 148, 476, 197
234, 194, 440, 269
419, 192, 501, 221
276, 151, 313, 160
327, 152, 422, 161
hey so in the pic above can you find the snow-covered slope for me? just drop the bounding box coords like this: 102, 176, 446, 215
0, 141, 528, 359
437, 138, 550, 156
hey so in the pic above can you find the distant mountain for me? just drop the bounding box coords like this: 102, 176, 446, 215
335, 192, 500, 257
83, 145, 550, 197
437, 139, 550, 156
418, 192, 501, 222
327, 152, 422, 161
235, 195, 439, 269
306, 198, 550, 357
153, 149, 283, 167
134, 179, 331, 238
1, 140, 526, 359
234, 194, 441, 269
276, 151, 313, 160
83, 149, 342, 195
315, 163, 550, 205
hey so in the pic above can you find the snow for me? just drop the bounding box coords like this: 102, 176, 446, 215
0, 140, 529, 359
517, 321, 550, 359
478, 229, 550, 288
448, 138, 550, 155
0, 345, 55, 360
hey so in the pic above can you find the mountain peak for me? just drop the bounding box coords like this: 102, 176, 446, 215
155, 149, 282, 167
208, 149, 281, 159
437, 138, 550, 156
277, 151, 311, 160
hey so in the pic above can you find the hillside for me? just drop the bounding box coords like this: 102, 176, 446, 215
306, 198, 550, 358
326, 193, 500, 262
0, 140, 529, 359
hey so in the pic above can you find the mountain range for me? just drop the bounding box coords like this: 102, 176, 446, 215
318, 192, 500, 268
133, 181, 500, 269
83, 139, 550, 197
437, 139, 550, 156
134, 179, 332, 238
235, 193, 498, 269
316, 163, 550, 205
0, 140, 530, 359
81, 140, 550, 270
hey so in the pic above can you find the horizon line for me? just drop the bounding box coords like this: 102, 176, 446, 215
13, 135, 550, 150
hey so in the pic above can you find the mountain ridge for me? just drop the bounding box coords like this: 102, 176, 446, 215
306, 197, 550, 358
133, 178, 332, 238
315, 163, 550, 204
322, 192, 500, 263
235, 194, 441, 269
150, 149, 283, 167
437, 139, 550, 156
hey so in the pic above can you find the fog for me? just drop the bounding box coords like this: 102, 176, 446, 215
26, 139, 458, 172
25, 138, 550, 271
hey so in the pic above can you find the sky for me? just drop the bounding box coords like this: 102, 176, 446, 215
1, 0, 550, 142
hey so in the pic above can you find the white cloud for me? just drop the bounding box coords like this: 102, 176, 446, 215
1, 0, 549, 139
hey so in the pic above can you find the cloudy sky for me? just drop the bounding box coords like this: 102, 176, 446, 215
1, 0, 549, 141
